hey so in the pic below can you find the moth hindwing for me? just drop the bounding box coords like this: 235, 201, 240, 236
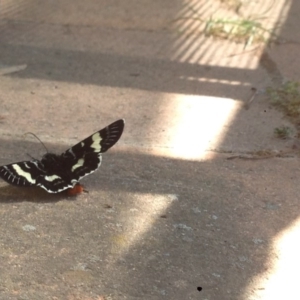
0, 119, 124, 193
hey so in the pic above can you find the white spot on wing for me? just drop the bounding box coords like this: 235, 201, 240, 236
71, 158, 85, 172
44, 175, 61, 182
12, 164, 36, 184
91, 132, 102, 153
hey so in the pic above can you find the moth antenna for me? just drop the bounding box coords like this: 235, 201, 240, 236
24, 132, 49, 153
26, 153, 36, 160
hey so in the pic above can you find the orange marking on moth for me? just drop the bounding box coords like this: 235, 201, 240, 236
67, 183, 85, 196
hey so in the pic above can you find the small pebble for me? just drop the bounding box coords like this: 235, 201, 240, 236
22, 225, 36, 231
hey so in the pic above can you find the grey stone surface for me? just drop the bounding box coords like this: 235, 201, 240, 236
0, 0, 300, 299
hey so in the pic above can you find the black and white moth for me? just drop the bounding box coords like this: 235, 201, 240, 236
0, 119, 124, 193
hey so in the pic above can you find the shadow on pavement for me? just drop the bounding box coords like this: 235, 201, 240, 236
0, 138, 299, 299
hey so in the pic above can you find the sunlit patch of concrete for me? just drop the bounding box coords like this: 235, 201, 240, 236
180, 76, 252, 86
244, 217, 300, 300
160, 94, 242, 160
109, 192, 177, 258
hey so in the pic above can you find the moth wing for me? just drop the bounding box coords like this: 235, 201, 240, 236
35, 173, 74, 193
0, 160, 45, 187
36, 153, 102, 193
60, 119, 124, 182
69, 152, 102, 182
34, 153, 80, 193
63, 119, 125, 159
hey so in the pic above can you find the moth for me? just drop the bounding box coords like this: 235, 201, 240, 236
0, 119, 124, 193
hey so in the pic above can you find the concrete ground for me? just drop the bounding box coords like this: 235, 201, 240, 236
0, 0, 300, 299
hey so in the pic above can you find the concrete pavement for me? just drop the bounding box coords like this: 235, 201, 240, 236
0, 0, 300, 299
